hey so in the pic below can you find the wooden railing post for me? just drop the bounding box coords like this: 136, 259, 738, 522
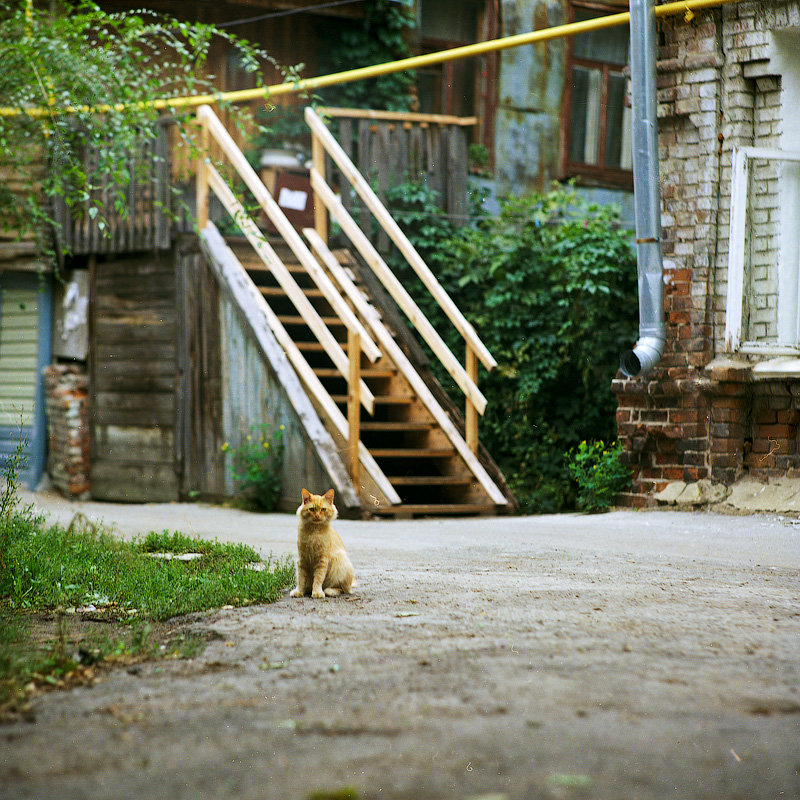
347, 328, 361, 486
311, 129, 328, 245
465, 344, 478, 454
196, 114, 209, 229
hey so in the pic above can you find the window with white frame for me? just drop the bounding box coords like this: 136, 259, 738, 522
725, 146, 800, 355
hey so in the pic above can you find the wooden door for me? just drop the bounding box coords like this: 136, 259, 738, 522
89, 252, 179, 502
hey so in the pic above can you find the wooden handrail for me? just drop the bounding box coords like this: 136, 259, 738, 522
318, 107, 478, 127
305, 106, 496, 373
303, 230, 507, 505
200, 222, 400, 506
310, 168, 487, 416
203, 159, 376, 415
347, 329, 361, 486
197, 105, 381, 367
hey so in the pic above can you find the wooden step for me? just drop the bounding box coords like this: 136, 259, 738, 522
277, 315, 345, 327
372, 503, 497, 517
361, 421, 434, 432
296, 341, 346, 352
370, 447, 455, 458
260, 286, 325, 299
314, 367, 395, 379
330, 395, 414, 405
387, 475, 471, 486
239, 259, 305, 274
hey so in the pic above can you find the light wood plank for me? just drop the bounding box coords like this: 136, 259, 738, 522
200, 222, 401, 507
204, 162, 375, 415
319, 107, 478, 127
309, 171, 487, 415
465, 345, 478, 454
305, 107, 496, 372
197, 105, 381, 366
347, 329, 360, 486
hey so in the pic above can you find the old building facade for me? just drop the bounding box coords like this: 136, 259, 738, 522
614, 0, 800, 504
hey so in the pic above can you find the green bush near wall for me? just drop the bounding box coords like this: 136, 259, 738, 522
386, 182, 638, 512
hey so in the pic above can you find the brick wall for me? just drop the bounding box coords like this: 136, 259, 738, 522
613, 1, 800, 505
43, 364, 90, 499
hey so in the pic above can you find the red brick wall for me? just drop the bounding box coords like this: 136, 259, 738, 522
613, 1, 800, 505
43, 364, 90, 499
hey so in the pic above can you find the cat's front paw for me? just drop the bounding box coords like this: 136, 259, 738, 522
289, 587, 303, 598
311, 587, 325, 599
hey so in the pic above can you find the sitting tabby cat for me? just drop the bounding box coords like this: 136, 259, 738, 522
290, 488, 355, 599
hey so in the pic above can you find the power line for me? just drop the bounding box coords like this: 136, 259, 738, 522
218, 0, 366, 28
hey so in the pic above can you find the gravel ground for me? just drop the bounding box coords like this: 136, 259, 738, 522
2, 493, 800, 800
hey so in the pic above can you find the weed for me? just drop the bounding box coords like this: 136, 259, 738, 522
224, 423, 285, 511
567, 440, 631, 513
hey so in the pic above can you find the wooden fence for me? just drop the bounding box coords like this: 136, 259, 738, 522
52, 119, 173, 256
320, 108, 475, 250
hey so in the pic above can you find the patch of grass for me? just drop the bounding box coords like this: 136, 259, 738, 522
0, 446, 294, 717
3, 517, 294, 621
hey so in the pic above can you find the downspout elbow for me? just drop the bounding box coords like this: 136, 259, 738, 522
621, 334, 665, 377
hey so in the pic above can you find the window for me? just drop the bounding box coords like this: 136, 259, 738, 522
561, 2, 632, 186
725, 145, 800, 356
416, 0, 480, 118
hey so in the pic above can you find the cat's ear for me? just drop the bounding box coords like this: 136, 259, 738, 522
323, 488, 334, 504
301, 488, 311, 503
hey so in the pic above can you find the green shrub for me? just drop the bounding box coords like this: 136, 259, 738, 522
387, 182, 637, 512
224, 423, 285, 511
567, 440, 631, 513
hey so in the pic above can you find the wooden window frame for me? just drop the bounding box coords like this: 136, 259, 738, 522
725, 145, 800, 357
560, 0, 633, 188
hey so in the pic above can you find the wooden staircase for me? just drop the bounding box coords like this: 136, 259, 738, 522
194, 103, 513, 517
229, 238, 507, 516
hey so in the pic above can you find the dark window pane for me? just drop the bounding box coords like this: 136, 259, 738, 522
573, 7, 629, 65
604, 71, 628, 168
569, 65, 601, 165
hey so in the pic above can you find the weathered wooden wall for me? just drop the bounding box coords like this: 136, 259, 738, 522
176, 241, 226, 499
334, 117, 470, 249
89, 252, 179, 502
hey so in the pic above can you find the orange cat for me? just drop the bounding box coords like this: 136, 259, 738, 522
290, 488, 355, 599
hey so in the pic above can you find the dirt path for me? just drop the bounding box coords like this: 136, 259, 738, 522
2, 496, 800, 800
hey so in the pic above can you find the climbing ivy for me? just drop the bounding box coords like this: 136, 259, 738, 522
387, 181, 638, 512
317, 0, 416, 111
0, 1, 284, 257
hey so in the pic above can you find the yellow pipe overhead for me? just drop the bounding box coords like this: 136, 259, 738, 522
2, 0, 741, 118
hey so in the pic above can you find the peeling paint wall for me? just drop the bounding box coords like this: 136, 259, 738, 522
495, 0, 567, 194
492, 0, 634, 223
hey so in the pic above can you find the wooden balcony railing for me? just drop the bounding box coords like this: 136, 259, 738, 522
52, 119, 173, 255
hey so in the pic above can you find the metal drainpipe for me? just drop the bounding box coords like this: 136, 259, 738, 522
620, 0, 666, 377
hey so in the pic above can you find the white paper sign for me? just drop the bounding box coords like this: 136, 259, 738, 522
277, 187, 308, 212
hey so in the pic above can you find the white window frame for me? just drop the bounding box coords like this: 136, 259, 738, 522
725, 145, 800, 356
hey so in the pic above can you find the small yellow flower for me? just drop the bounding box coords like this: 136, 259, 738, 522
221, 442, 229, 452
279, 424, 285, 431
246, 435, 251, 441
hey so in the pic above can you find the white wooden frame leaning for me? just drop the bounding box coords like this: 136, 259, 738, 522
725, 145, 800, 355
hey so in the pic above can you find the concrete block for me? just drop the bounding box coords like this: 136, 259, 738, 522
676, 479, 730, 508
654, 480, 686, 505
